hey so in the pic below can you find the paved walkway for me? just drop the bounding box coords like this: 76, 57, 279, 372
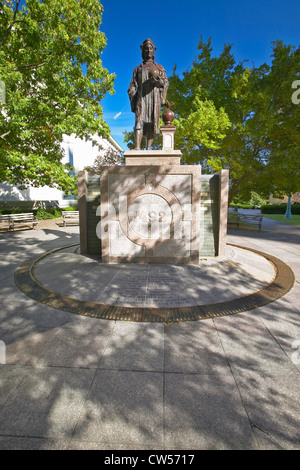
0, 213, 299, 450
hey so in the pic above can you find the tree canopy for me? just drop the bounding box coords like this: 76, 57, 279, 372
0, 0, 115, 193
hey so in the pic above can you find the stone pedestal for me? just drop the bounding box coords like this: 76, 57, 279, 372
79, 124, 229, 264
160, 125, 176, 151
124, 123, 180, 166
124, 149, 182, 166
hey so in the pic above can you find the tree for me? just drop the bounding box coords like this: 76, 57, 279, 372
166, 37, 300, 204
84, 145, 122, 174
0, 0, 115, 193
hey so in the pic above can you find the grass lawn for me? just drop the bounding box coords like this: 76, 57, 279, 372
262, 214, 300, 227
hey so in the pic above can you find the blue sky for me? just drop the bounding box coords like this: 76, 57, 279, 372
100, 0, 299, 150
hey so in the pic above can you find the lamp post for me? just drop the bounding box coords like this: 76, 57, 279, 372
284, 194, 292, 219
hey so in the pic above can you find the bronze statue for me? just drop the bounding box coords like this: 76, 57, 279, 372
128, 39, 168, 150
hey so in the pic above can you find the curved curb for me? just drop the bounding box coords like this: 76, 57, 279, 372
14, 243, 295, 323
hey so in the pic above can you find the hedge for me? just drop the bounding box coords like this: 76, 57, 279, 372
0, 206, 78, 219
261, 203, 300, 214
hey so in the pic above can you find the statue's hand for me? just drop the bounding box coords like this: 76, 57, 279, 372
149, 68, 160, 81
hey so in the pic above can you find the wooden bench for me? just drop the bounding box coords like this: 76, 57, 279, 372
228, 212, 263, 231
62, 210, 79, 226
0, 213, 38, 231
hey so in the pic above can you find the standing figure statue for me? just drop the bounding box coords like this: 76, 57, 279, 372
128, 39, 168, 150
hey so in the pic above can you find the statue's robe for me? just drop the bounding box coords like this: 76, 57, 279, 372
128, 61, 168, 139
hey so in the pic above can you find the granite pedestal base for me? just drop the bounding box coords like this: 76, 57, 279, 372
124, 149, 182, 166
100, 165, 201, 264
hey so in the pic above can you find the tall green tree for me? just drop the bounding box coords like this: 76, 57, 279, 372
167, 37, 300, 203
0, 0, 115, 193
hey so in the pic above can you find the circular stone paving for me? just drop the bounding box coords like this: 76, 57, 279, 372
14, 243, 295, 322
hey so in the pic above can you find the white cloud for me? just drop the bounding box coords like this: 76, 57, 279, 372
113, 112, 122, 120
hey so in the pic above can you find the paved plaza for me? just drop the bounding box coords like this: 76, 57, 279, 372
0, 212, 299, 450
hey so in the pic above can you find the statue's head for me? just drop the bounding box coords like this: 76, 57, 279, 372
140, 38, 156, 61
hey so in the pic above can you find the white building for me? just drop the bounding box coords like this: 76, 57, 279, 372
0, 134, 123, 207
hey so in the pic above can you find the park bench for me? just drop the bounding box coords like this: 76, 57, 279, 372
0, 212, 38, 231
62, 210, 80, 226
228, 212, 263, 231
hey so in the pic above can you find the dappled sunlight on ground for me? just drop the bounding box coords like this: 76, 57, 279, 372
0, 217, 299, 449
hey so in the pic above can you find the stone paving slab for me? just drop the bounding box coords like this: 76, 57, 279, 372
0, 324, 60, 366
36, 320, 114, 369
164, 372, 258, 450
0, 436, 69, 450
233, 373, 300, 450
72, 369, 164, 447
164, 321, 230, 374
98, 322, 165, 371
255, 299, 300, 373
0, 366, 96, 439
0, 365, 33, 408
214, 313, 298, 377
18, 301, 76, 329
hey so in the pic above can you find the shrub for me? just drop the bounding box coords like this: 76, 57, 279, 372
1, 209, 26, 215
261, 203, 300, 214
0, 206, 78, 219
229, 203, 255, 209
34, 209, 62, 219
